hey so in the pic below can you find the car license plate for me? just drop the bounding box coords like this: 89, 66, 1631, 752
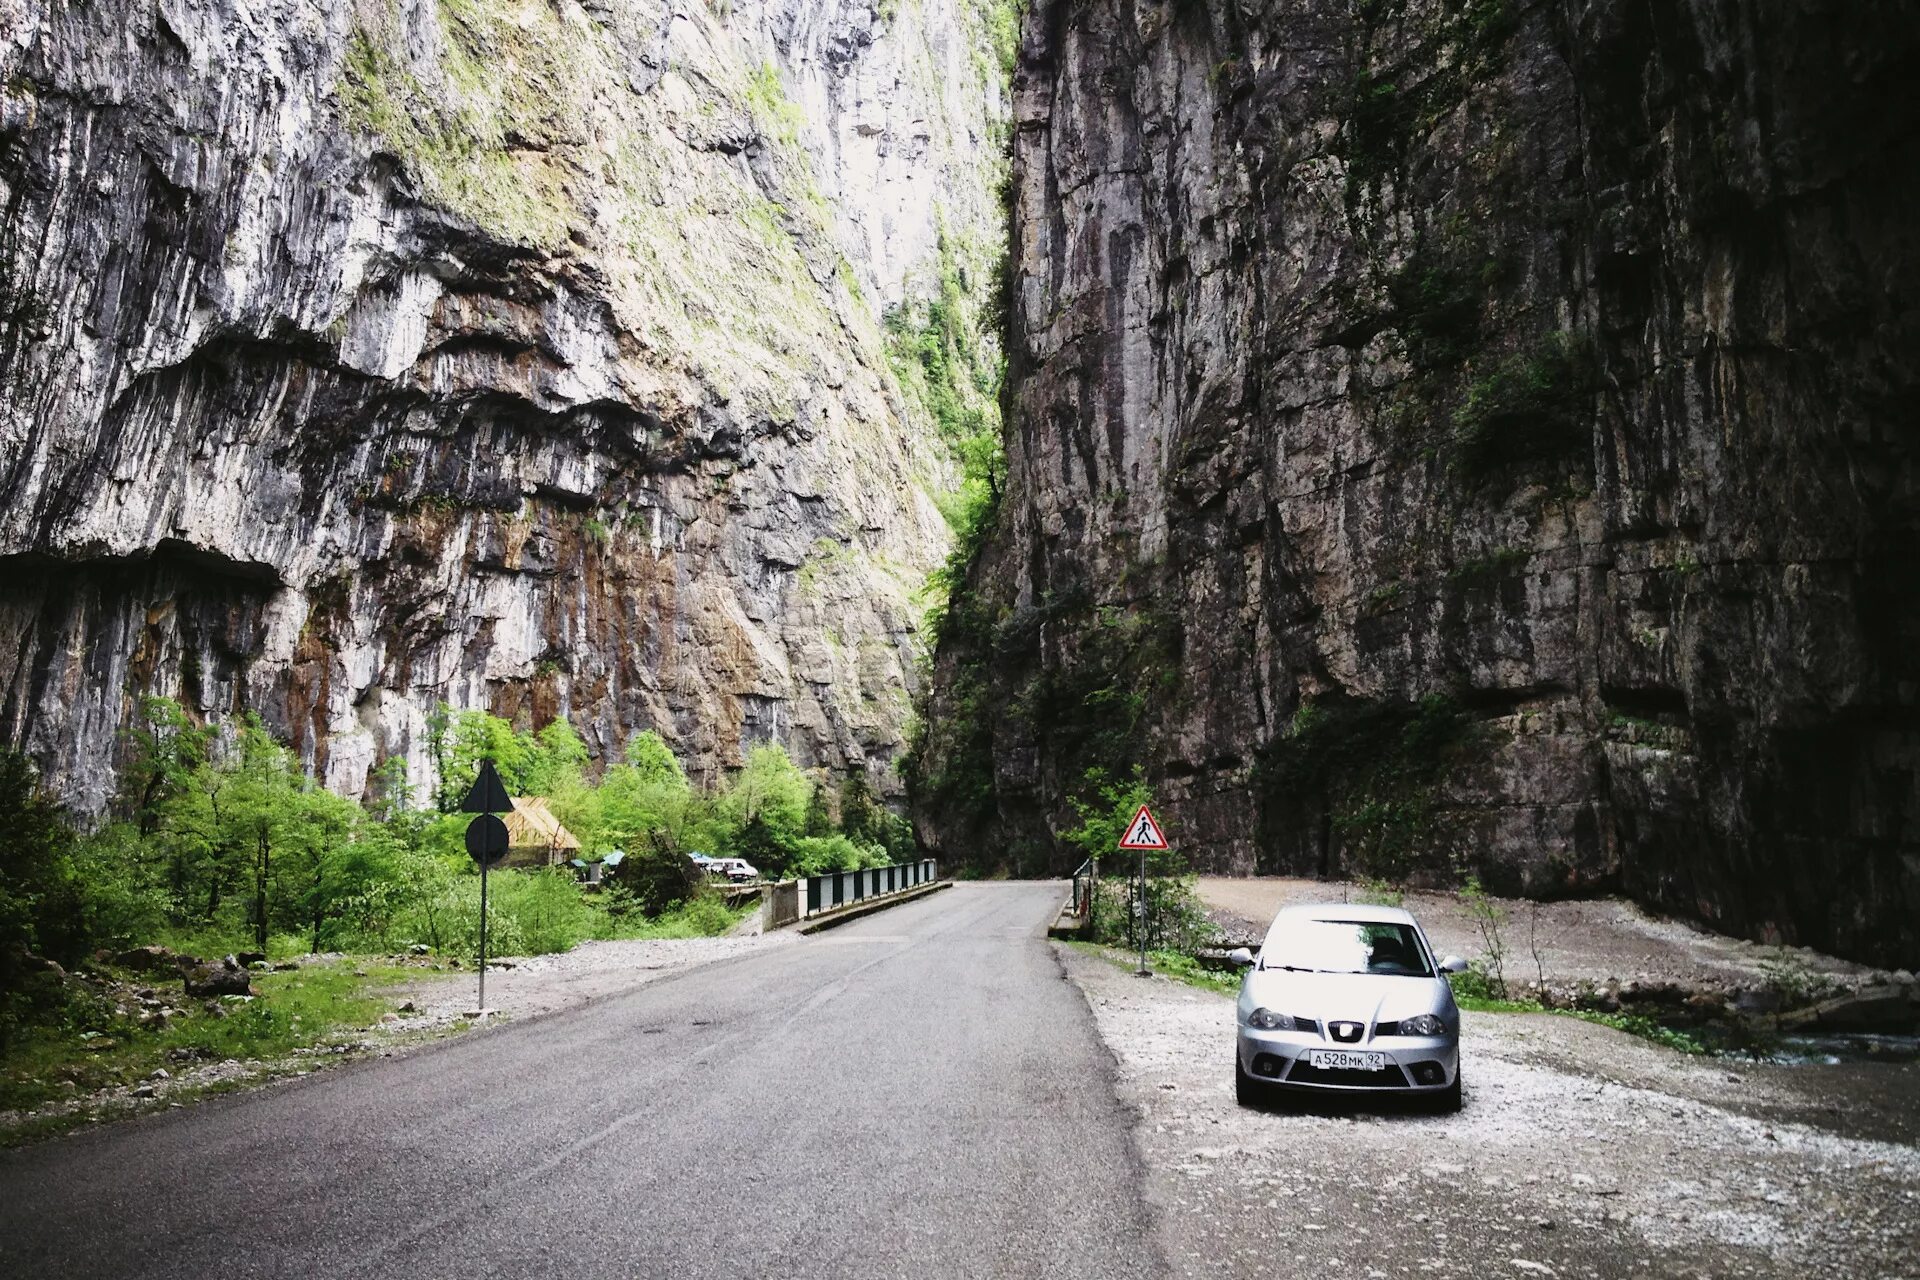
1308, 1050, 1387, 1071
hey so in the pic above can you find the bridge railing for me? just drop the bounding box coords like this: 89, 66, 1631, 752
802, 859, 938, 918
761, 859, 939, 929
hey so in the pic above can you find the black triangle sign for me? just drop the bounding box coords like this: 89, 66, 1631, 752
461, 759, 512, 814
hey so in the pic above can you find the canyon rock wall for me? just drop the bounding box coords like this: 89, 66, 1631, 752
0, 0, 1006, 811
915, 0, 1920, 965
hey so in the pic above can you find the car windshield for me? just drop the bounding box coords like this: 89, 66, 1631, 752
1263, 921, 1433, 977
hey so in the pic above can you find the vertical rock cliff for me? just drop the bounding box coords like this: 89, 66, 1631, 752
915, 0, 1920, 964
0, 0, 1008, 809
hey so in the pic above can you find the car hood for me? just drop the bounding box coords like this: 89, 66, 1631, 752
1243, 968, 1449, 1024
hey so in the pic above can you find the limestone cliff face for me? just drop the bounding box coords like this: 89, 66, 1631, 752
916, 0, 1920, 964
0, 0, 1006, 809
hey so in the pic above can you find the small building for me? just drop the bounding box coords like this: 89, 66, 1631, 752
501, 797, 583, 868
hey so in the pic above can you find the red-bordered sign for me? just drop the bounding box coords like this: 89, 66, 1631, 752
1117, 804, 1169, 850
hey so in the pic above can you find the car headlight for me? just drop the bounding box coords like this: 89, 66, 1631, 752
1398, 1013, 1446, 1037
1247, 1007, 1295, 1031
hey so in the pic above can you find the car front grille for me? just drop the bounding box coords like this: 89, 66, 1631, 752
1285, 1060, 1412, 1088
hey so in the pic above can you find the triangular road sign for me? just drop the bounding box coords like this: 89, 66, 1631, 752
461, 759, 512, 814
1118, 803, 1169, 850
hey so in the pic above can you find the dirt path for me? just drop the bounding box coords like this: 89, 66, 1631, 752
1059, 943, 1920, 1280
1196, 878, 1905, 999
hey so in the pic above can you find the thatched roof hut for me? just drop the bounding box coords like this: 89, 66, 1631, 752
501, 797, 582, 868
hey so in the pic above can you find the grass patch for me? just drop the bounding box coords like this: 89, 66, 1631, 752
605, 896, 751, 940
0, 958, 458, 1139
1067, 942, 1242, 998
1448, 976, 1708, 1055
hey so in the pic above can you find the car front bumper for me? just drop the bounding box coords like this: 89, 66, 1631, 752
1236, 1028, 1459, 1092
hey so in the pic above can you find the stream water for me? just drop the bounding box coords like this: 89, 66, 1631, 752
1664, 1015, 1920, 1065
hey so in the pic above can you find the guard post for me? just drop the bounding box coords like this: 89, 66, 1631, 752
461, 759, 512, 1013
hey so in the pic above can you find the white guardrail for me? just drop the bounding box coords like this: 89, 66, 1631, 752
762, 860, 939, 929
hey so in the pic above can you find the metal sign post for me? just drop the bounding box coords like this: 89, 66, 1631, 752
462, 760, 512, 1014
1117, 803, 1169, 978
1137, 844, 1149, 976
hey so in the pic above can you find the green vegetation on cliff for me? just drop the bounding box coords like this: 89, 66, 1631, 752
1255, 694, 1479, 882
886, 223, 1007, 541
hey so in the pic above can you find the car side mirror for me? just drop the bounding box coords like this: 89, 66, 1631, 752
1439, 955, 1469, 974
1227, 947, 1255, 968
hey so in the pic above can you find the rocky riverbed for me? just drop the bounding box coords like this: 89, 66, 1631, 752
1058, 943, 1920, 1280
1197, 878, 1920, 1056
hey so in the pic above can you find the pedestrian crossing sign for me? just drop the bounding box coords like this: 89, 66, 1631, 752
1118, 804, 1169, 851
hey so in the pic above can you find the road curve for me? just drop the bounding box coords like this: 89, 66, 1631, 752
0, 883, 1162, 1279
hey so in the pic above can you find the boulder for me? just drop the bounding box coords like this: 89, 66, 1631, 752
183, 956, 255, 998
114, 945, 185, 972
234, 951, 266, 967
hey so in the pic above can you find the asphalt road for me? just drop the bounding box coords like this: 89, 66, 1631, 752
0, 884, 1161, 1279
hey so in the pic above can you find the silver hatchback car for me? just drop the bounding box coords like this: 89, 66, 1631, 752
1231, 903, 1467, 1111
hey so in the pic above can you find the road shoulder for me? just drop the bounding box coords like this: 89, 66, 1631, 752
1055, 941, 1920, 1280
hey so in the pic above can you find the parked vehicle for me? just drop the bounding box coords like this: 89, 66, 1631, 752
1229, 903, 1467, 1111
703, 857, 759, 883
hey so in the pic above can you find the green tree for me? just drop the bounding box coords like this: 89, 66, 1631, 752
425, 700, 457, 811
0, 748, 84, 966
448, 710, 534, 796
219, 717, 304, 952
624, 731, 685, 784
283, 783, 362, 954
120, 696, 215, 836
839, 771, 883, 844
521, 719, 589, 796
366, 755, 414, 822
722, 744, 810, 835
717, 744, 812, 875
803, 780, 835, 838
0, 749, 85, 1051
588, 732, 696, 857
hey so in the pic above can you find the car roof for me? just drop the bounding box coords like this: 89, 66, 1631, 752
1270, 902, 1418, 926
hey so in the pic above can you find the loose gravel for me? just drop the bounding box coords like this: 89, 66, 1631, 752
1195, 878, 1902, 996
1059, 943, 1920, 1280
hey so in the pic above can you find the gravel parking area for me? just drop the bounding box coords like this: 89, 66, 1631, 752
1059, 943, 1920, 1280
1195, 878, 1904, 996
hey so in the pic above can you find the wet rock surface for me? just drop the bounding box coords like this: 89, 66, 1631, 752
916, 0, 1920, 966
1059, 943, 1920, 1279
